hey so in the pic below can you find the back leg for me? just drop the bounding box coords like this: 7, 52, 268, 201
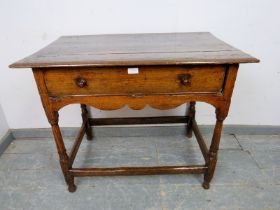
81, 104, 93, 140
186, 101, 196, 138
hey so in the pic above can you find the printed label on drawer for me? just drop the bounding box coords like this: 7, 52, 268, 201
127, 67, 139, 74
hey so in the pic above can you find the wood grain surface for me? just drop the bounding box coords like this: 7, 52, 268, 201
10, 32, 259, 68
43, 65, 225, 96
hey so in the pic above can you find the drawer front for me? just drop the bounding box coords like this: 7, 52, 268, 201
44, 65, 225, 96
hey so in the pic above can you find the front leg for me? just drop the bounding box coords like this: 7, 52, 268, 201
50, 111, 76, 192
202, 108, 225, 189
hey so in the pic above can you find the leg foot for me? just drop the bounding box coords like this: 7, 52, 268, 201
186, 126, 192, 138
68, 184, 77, 193
67, 174, 76, 192
86, 131, 93, 141
202, 181, 210, 189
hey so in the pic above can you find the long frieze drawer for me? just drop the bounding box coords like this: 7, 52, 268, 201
43, 65, 226, 96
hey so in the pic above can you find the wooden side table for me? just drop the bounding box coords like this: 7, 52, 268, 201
10, 32, 259, 192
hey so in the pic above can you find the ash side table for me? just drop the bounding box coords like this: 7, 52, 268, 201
10, 32, 259, 192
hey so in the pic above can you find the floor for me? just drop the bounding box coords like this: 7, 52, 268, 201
0, 133, 279, 210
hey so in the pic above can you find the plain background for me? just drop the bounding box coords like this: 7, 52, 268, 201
0, 0, 279, 134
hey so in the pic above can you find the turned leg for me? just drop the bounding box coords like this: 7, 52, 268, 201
50, 111, 76, 192
202, 109, 225, 189
186, 101, 196, 138
81, 104, 93, 140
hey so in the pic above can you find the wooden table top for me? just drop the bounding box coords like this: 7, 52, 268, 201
10, 32, 259, 68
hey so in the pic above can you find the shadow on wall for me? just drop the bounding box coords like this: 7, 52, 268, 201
0, 104, 9, 138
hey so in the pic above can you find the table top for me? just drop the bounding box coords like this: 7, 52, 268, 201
10, 32, 259, 68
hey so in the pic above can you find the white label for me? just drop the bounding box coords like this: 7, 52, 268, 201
127, 67, 139, 74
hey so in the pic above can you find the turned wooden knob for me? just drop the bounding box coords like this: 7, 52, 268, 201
179, 74, 191, 85
76, 78, 87, 88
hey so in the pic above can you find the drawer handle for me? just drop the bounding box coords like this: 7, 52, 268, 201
76, 78, 87, 88
179, 74, 191, 85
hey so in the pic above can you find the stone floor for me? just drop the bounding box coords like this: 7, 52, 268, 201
0, 133, 279, 210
